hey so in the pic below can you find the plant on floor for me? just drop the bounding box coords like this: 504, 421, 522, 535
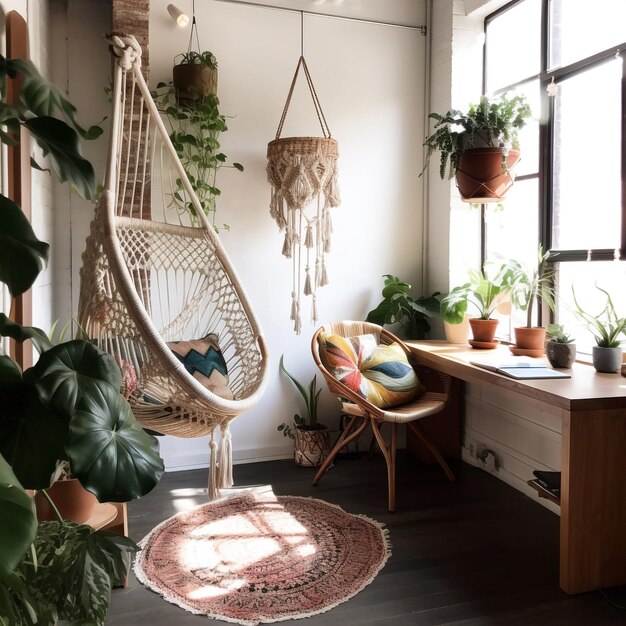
366, 275, 440, 339
277, 355, 323, 439
440, 261, 515, 322
0, 55, 164, 625
152, 79, 243, 231
421, 93, 531, 180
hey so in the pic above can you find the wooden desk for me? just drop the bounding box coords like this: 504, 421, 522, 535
407, 341, 626, 595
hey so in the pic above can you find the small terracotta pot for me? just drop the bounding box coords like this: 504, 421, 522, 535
546, 341, 576, 369
456, 147, 520, 202
34, 478, 98, 524
294, 425, 329, 467
514, 326, 546, 352
469, 318, 499, 343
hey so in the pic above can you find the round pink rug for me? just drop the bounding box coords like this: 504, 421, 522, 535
134, 492, 391, 625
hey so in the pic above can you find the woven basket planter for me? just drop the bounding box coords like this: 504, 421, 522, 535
294, 425, 330, 467
173, 63, 218, 106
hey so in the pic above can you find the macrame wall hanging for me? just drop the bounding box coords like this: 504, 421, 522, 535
267, 15, 340, 335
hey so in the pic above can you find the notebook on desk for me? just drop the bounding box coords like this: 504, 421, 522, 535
470, 357, 571, 379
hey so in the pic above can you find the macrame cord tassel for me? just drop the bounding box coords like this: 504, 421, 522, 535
218, 424, 234, 488
311, 294, 319, 323
208, 432, 219, 500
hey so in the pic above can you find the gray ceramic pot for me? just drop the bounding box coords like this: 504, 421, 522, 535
592, 346, 623, 373
546, 341, 576, 369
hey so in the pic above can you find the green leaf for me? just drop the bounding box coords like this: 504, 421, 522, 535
0, 454, 37, 581
0, 194, 50, 297
30, 340, 122, 422
68, 381, 164, 502
24, 117, 96, 200
233, 162, 244, 171
0, 314, 52, 353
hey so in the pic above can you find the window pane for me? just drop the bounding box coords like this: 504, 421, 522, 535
550, 0, 626, 69
485, 178, 539, 332
551, 58, 622, 250
486, 0, 541, 92
556, 261, 626, 355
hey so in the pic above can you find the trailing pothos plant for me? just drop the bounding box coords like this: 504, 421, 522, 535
151, 81, 243, 231
366, 275, 440, 339
0, 55, 164, 625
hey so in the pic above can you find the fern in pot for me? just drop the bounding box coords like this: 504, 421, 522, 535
277, 356, 328, 467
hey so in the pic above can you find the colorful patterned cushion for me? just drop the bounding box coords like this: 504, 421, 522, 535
167, 334, 234, 400
318, 332, 423, 408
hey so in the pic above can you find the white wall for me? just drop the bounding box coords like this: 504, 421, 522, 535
149, 0, 427, 469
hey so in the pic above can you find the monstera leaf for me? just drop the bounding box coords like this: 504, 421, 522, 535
0, 356, 67, 490
30, 340, 122, 422
68, 380, 164, 502
0, 196, 50, 298
0, 455, 36, 581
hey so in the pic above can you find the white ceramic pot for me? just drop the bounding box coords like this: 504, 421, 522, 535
444, 317, 470, 344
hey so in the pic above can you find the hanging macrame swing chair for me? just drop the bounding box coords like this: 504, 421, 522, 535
78, 35, 269, 499
267, 55, 340, 335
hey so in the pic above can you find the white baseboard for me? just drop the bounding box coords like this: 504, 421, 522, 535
163, 445, 294, 472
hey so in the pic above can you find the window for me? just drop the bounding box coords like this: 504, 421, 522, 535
484, 0, 626, 352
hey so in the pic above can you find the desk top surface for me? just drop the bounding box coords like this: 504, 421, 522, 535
407, 341, 626, 412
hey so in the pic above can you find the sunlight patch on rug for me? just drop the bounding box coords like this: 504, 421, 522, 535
134, 490, 391, 625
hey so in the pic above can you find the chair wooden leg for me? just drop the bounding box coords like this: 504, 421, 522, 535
312, 415, 368, 486
371, 419, 397, 512
407, 420, 456, 482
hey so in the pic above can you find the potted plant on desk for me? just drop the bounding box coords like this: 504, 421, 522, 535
440, 261, 515, 348
573, 285, 626, 373
545, 324, 576, 369
509, 246, 556, 356
421, 93, 531, 201
277, 356, 329, 467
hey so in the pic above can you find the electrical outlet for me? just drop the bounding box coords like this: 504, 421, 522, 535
471, 442, 486, 459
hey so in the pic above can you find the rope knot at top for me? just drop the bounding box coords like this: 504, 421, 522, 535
107, 33, 142, 71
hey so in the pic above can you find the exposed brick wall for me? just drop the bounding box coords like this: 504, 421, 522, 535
112, 0, 149, 75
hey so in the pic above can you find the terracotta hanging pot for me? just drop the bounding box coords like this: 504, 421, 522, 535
173, 64, 218, 106
34, 478, 98, 524
294, 425, 329, 467
455, 147, 520, 202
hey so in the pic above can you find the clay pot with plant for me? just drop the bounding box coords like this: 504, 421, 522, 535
173, 50, 219, 105
277, 356, 329, 467
509, 246, 556, 355
421, 93, 531, 201
440, 261, 515, 347
573, 285, 626, 373
365, 275, 440, 340
545, 324, 576, 369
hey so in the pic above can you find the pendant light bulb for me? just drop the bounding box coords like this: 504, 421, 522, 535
167, 4, 189, 28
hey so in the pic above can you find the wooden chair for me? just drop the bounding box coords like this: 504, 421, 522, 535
311, 321, 456, 511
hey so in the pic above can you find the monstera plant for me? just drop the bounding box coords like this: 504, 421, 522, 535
0, 55, 164, 624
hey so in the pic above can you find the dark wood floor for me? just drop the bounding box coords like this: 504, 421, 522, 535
107, 452, 626, 624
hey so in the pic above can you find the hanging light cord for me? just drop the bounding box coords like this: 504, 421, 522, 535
187, 0, 202, 54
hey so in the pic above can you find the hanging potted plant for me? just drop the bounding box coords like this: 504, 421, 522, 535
421, 93, 531, 201
440, 261, 515, 347
173, 50, 218, 106
545, 324, 576, 369
573, 285, 626, 373
509, 246, 556, 356
277, 356, 329, 467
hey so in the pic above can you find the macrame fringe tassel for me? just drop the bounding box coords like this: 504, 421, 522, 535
304, 224, 314, 248
294, 298, 302, 335
304, 267, 312, 296
315, 258, 321, 288
320, 259, 329, 287
311, 295, 319, 323
218, 425, 233, 488
282, 231, 292, 258
290, 290, 297, 321
208, 434, 219, 500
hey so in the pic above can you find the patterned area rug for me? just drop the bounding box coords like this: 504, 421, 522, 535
134, 491, 391, 625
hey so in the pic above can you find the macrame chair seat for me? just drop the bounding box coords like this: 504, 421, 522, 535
311, 321, 455, 512
77, 35, 269, 498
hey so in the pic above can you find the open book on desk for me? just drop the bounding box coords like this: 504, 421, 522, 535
470, 356, 571, 380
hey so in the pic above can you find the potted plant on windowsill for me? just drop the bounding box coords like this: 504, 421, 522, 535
0, 55, 164, 624
440, 261, 515, 347
277, 355, 328, 467
509, 246, 556, 356
173, 50, 218, 106
365, 275, 440, 340
421, 93, 531, 202
573, 285, 626, 373
545, 324, 576, 369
